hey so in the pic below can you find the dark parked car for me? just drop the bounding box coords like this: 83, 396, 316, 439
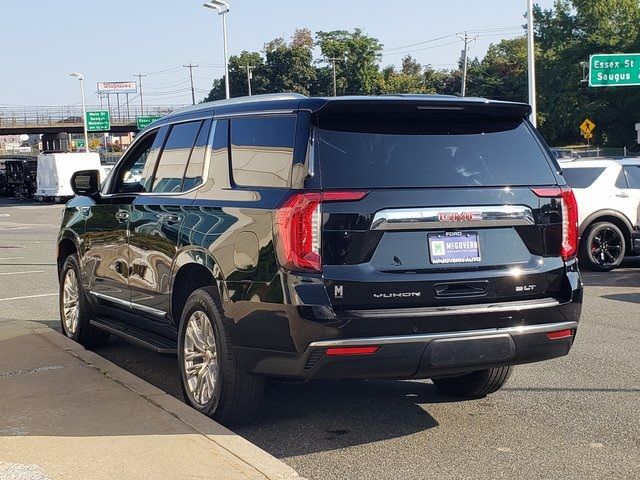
5, 157, 37, 198
57, 94, 583, 425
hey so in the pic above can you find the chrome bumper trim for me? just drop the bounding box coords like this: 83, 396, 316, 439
308, 321, 578, 348
340, 297, 560, 319
370, 205, 535, 231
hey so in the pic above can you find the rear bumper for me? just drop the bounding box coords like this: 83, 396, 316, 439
235, 320, 578, 380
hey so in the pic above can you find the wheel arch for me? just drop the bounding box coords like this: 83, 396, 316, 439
170, 247, 227, 328
56, 232, 80, 275
580, 210, 633, 252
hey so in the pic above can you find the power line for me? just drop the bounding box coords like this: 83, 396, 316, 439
383, 33, 458, 53
381, 40, 460, 57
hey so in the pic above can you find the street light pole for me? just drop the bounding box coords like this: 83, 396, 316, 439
527, 0, 538, 127
203, 1, 230, 99
70, 72, 89, 152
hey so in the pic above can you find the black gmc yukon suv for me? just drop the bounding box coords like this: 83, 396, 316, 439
57, 94, 582, 425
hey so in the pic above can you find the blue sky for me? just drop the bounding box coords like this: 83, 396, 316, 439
1, 0, 555, 107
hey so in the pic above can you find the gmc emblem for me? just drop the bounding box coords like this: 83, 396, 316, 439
438, 211, 481, 222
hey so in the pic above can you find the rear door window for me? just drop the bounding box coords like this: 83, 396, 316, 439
315, 113, 556, 188
562, 167, 606, 188
230, 116, 296, 188
624, 166, 640, 189
152, 121, 202, 193
182, 119, 212, 191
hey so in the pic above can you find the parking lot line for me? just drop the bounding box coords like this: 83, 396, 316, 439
0, 293, 57, 302
0, 257, 25, 261
0, 270, 45, 276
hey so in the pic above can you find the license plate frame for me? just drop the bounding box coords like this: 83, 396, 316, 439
428, 232, 481, 265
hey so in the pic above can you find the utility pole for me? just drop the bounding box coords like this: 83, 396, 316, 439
134, 73, 147, 115
527, 0, 538, 127
243, 65, 255, 96
183, 63, 199, 105
457, 31, 478, 97
326, 57, 342, 96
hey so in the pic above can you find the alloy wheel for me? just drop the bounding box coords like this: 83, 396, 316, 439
62, 269, 80, 334
183, 310, 218, 405
590, 227, 623, 267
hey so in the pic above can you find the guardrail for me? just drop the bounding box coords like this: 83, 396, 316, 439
551, 146, 638, 159
0, 104, 186, 127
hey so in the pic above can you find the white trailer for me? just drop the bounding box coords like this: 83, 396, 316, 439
36, 152, 102, 202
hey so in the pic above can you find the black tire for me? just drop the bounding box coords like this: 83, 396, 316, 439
579, 221, 626, 272
59, 254, 110, 348
177, 287, 264, 426
432, 366, 513, 398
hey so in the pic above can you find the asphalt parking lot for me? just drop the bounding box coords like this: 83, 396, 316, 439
1, 198, 638, 480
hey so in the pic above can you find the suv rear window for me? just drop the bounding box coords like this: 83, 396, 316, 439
231, 116, 296, 188
315, 113, 556, 188
562, 167, 605, 188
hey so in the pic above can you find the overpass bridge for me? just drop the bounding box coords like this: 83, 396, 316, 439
0, 104, 186, 135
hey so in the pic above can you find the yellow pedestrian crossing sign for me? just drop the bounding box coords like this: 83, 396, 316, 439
580, 118, 596, 136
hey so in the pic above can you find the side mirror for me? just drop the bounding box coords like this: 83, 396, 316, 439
71, 169, 101, 197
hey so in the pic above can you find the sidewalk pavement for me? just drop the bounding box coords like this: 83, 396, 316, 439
0, 321, 303, 480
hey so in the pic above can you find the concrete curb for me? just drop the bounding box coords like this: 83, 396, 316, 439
31, 324, 303, 480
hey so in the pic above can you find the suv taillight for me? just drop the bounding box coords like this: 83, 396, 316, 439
532, 186, 579, 260
274, 191, 368, 272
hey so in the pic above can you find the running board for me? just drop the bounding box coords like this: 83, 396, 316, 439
90, 317, 177, 354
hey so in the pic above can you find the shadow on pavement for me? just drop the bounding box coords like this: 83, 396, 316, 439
600, 292, 640, 305
581, 258, 640, 288
95, 336, 455, 456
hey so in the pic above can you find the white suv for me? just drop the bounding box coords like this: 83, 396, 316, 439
561, 158, 640, 271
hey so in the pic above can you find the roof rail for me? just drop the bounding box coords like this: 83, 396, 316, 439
173, 93, 307, 115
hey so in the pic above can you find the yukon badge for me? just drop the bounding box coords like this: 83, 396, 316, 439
373, 292, 421, 299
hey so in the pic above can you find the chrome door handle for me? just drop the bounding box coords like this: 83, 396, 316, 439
115, 210, 130, 222
615, 191, 629, 198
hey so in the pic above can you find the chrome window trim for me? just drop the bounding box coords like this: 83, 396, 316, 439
339, 297, 560, 319
90, 291, 167, 318
370, 205, 535, 231
101, 118, 216, 199
308, 320, 578, 348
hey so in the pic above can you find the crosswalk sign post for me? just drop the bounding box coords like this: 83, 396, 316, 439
580, 118, 596, 145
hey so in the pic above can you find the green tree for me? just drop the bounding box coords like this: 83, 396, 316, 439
466, 37, 528, 102
315, 29, 383, 95
536, 0, 640, 146
263, 29, 316, 95
202, 51, 267, 101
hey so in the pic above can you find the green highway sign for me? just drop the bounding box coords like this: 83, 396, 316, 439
86, 110, 110, 131
589, 53, 640, 87
137, 115, 162, 129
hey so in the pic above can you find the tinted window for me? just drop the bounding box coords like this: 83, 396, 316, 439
152, 121, 202, 193
231, 116, 296, 188
315, 114, 556, 188
615, 169, 628, 189
112, 131, 160, 194
182, 120, 212, 191
562, 167, 605, 189
624, 166, 640, 189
